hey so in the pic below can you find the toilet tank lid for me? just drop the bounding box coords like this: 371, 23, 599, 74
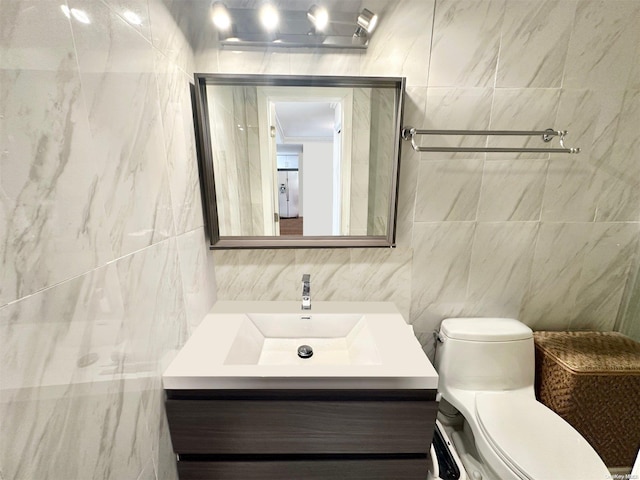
440, 318, 532, 341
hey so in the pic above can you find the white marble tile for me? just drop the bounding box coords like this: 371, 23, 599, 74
421, 87, 493, 160
155, 53, 204, 235
294, 249, 353, 302
467, 222, 539, 316
395, 147, 419, 248
0, 263, 161, 480
361, 0, 434, 86
414, 159, 484, 221
0, 0, 112, 306
478, 160, 548, 221
595, 89, 640, 222
0, 265, 124, 394
217, 49, 291, 75
428, 0, 505, 87
0, 378, 152, 480
519, 222, 593, 330
496, 0, 576, 88
541, 89, 604, 222
571, 223, 640, 331
350, 247, 413, 319
411, 222, 476, 310
177, 228, 217, 335
147, 0, 195, 74
115, 239, 188, 373
70, 0, 176, 258
487, 88, 561, 159
290, 50, 362, 77
410, 301, 468, 354
213, 249, 297, 300
103, 0, 153, 42
563, 0, 640, 90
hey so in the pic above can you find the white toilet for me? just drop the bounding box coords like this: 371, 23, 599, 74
434, 317, 610, 480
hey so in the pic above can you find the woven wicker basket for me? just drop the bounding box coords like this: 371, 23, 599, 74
534, 331, 640, 469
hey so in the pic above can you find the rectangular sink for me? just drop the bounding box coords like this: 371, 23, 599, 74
163, 301, 438, 390
224, 314, 381, 366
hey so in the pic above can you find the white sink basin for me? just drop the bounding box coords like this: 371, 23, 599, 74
224, 313, 381, 366
163, 301, 438, 390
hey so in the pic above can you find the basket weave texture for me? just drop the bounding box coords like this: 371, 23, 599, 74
534, 331, 640, 469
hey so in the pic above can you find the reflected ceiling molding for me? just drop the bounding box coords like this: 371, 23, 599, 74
208, 3, 379, 50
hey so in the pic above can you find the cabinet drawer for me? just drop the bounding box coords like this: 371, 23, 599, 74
166, 399, 437, 455
177, 458, 428, 480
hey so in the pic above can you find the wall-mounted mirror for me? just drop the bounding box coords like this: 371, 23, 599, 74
193, 74, 405, 249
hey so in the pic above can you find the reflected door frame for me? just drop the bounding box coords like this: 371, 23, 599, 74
256, 86, 353, 236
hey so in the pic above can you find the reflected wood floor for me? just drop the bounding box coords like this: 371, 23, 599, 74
280, 217, 303, 236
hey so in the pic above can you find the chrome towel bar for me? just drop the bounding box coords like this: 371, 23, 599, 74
401, 127, 580, 154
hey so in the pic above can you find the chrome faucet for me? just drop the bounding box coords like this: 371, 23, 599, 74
301, 274, 311, 310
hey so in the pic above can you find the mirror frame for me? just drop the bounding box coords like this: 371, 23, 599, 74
193, 73, 406, 249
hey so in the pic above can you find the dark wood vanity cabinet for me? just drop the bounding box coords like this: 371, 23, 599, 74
165, 389, 438, 480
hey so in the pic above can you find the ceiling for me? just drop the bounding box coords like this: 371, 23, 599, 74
275, 102, 336, 140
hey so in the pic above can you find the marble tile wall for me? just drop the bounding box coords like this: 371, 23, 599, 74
0, 1, 216, 479
193, 0, 640, 358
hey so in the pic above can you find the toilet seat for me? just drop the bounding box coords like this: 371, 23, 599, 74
475, 392, 610, 480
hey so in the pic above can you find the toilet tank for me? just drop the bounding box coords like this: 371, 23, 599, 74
435, 318, 535, 391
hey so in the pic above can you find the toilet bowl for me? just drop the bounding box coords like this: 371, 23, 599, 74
434, 317, 610, 480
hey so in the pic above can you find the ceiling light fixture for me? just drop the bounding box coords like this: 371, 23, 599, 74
259, 3, 279, 32
354, 8, 377, 37
307, 5, 329, 32
211, 2, 231, 30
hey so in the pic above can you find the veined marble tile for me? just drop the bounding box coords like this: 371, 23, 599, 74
0, 1, 112, 306
217, 49, 291, 75
414, 159, 483, 221
0, 263, 158, 480
563, 0, 640, 89
487, 88, 561, 159
428, 0, 505, 87
213, 249, 296, 300
0, 378, 152, 480
421, 87, 493, 160
147, 0, 195, 75
496, 0, 576, 88
290, 50, 362, 77
570, 222, 640, 331
0, 265, 124, 395
411, 222, 476, 309
467, 222, 539, 316
595, 89, 640, 222
361, 0, 434, 86
103, 0, 152, 42
395, 148, 419, 248
294, 249, 352, 302
70, 0, 175, 258
115, 239, 188, 375
409, 301, 468, 358
519, 222, 593, 330
478, 159, 548, 221
154, 53, 204, 235
115, 239, 186, 479
542, 89, 603, 222
177, 228, 217, 335
404, 87, 428, 130
350, 247, 413, 319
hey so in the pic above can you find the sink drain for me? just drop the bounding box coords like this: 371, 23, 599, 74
297, 345, 313, 359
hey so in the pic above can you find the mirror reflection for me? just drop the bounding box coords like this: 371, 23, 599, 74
195, 75, 405, 248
